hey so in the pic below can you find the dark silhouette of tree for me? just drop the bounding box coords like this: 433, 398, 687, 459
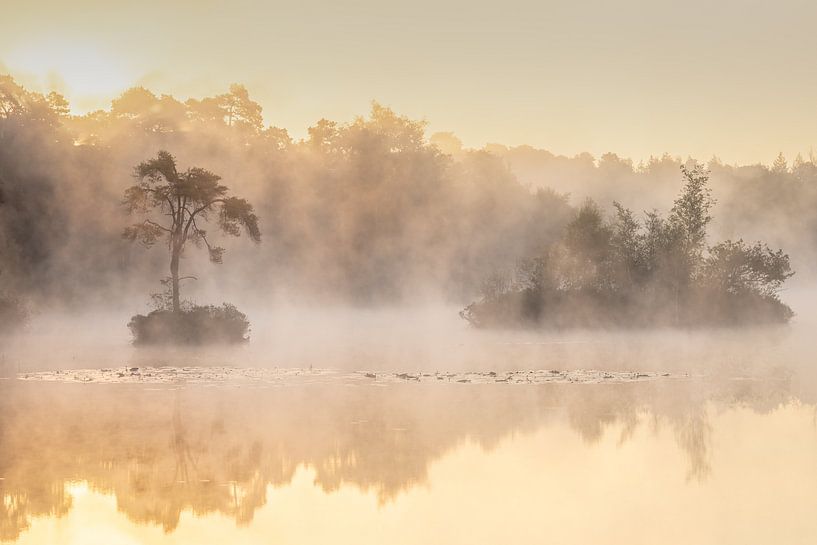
123, 151, 260, 312
562, 200, 613, 290
704, 240, 793, 297
671, 163, 716, 265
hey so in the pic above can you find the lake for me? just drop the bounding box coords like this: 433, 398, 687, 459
1, 309, 815, 544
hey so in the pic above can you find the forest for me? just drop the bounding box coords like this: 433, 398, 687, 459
0, 75, 810, 334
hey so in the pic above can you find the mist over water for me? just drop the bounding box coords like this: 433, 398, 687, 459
2, 60, 817, 545
3, 287, 816, 379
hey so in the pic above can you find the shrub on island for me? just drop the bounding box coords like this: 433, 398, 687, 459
128, 303, 250, 345
461, 164, 795, 329
121, 151, 261, 346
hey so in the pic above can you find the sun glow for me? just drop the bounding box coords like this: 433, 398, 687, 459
5, 41, 132, 112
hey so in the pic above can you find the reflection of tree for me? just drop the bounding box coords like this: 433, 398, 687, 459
564, 384, 715, 479
0, 483, 71, 541
0, 377, 814, 541
674, 412, 713, 481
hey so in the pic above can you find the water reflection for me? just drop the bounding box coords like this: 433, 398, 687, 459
0, 377, 815, 543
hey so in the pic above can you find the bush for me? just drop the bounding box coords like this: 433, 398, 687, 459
0, 295, 27, 334
461, 166, 795, 329
128, 303, 250, 345
460, 286, 794, 329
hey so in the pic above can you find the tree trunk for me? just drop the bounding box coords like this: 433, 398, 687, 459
170, 246, 181, 313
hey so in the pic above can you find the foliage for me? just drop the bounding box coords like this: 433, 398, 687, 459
671, 163, 716, 257
703, 240, 794, 298
462, 165, 795, 328
0, 74, 814, 311
128, 304, 250, 345
123, 151, 260, 312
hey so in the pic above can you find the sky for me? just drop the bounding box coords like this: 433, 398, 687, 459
3, 0, 817, 164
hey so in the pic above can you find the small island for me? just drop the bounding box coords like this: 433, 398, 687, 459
123, 151, 260, 344
461, 164, 795, 329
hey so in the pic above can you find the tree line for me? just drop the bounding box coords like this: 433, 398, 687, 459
0, 75, 809, 328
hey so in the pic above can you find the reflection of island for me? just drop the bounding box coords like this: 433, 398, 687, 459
0, 376, 814, 541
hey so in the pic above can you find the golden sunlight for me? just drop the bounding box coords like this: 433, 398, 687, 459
6, 40, 131, 111
3, 4, 817, 544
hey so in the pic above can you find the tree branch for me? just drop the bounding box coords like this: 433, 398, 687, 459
144, 219, 172, 233
191, 216, 210, 246
190, 215, 225, 263
183, 198, 227, 239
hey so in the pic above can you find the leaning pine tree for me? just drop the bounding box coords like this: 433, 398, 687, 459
123, 150, 261, 344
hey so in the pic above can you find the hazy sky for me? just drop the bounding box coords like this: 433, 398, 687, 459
3, 0, 817, 164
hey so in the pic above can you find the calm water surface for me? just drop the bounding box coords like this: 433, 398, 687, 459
2, 307, 817, 544
1, 373, 815, 545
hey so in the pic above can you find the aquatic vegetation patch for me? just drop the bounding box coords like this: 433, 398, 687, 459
16, 366, 684, 385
